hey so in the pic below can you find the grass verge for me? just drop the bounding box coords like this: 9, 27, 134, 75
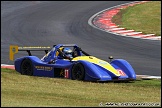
112, 1, 161, 36
1, 68, 161, 107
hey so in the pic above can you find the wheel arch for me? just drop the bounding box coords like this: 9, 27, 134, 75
20, 58, 33, 75
15, 56, 42, 74
71, 62, 85, 80
110, 59, 136, 79
71, 61, 103, 81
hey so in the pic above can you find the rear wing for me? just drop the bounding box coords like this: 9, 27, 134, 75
9, 45, 51, 61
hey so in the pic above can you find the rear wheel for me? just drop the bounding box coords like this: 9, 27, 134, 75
71, 63, 85, 80
20, 59, 33, 76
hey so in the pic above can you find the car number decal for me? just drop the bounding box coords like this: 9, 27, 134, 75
116, 69, 126, 76
64, 69, 69, 78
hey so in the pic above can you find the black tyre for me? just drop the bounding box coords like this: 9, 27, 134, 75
20, 59, 33, 76
71, 63, 85, 80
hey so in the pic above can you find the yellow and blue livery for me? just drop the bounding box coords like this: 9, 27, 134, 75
14, 44, 136, 81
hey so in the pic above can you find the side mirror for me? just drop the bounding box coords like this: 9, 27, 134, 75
108, 56, 113, 62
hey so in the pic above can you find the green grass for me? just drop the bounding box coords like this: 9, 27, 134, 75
112, 1, 161, 36
1, 68, 161, 107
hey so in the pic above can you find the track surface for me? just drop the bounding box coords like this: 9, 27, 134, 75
1, 1, 161, 76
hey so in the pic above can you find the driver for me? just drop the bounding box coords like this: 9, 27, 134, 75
62, 47, 73, 59
49, 47, 73, 64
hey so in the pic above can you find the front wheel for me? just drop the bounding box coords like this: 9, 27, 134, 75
20, 59, 33, 76
71, 63, 85, 80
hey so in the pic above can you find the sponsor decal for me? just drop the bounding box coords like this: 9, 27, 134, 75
117, 69, 126, 76
35, 66, 53, 71
18, 46, 51, 49
60, 69, 64, 76
99, 61, 107, 65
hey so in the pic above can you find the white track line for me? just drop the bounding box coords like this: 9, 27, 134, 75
124, 32, 143, 35
1, 64, 14, 66
114, 30, 135, 33
108, 28, 125, 31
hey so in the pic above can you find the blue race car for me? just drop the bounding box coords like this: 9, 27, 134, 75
14, 44, 136, 81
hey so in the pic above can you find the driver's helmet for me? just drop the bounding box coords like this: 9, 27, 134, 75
62, 47, 73, 58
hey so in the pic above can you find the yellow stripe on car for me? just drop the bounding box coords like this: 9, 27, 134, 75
72, 56, 120, 76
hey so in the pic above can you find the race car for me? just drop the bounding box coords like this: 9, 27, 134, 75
14, 44, 136, 81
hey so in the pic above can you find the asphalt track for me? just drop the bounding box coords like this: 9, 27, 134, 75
1, 1, 161, 76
